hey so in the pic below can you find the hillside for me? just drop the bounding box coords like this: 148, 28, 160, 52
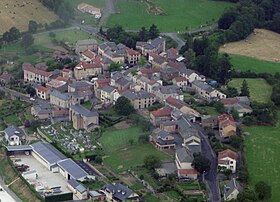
0, 0, 57, 34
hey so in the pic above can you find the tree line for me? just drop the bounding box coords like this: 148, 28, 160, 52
218, 0, 280, 42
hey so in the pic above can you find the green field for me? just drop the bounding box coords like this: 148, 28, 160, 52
230, 54, 280, 74
106, 0, 233, 32
103, 143, 172, 173
228, 78, 272, 103
99, 126, 143, 152
245, 113, 280, 202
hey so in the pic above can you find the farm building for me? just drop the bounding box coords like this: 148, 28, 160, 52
77, 3, 101, 18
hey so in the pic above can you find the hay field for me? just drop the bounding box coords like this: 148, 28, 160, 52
220, 29, 280, 63
0, 0, 57, 34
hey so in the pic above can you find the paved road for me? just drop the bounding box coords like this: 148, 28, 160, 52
161, 32, 185, 50
192, 123, 220, 202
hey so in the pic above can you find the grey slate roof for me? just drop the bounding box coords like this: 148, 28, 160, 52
31, 142, 67, 165
224, 178, 242, 199
6, 145, 32, 152
33, 104, 52, 115
4, 126, 26, 138
157, 85, 179, 94
102, 85, 116, 93
69, 81, 91, 89
176, 147, 193, 163
68, 179, 87, 193
153, 128, 170, 138
192, 80, 215, 93
70, 104, 98, 117
151, 37, 165, 47
76, 39, 97, 46
58, 159, 89, 180
122, 90, 155, 100
104, 183, 138, 201
51, 90, 71, 101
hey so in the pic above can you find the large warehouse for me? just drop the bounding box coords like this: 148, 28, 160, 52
7, 142, 95, 182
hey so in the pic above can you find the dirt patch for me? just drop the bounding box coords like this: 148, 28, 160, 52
0, 0, 57, 34
219, 29, 280, 63
145, 0, 165, 16
117, 165, 123, 170
114, 121, 131, 129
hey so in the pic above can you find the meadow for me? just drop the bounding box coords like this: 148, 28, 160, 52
0, 0, 57, 34
106, 0, 233, 32
230, 54, 280, 74
244, 113, 280, 202
228, 78, 272, 103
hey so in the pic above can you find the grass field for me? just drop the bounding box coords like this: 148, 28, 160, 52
0, 0, 57, 34
103, 143, 172, 173
228, 78, 272, 103
106, 0, 233, 32
244, 113, 280, 202
220, 29, 280, 63
230, 54, 280, 74
99, 126, 143, 152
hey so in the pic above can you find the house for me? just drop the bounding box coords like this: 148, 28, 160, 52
125, 47, 140, 64
153, 85, 183, 102
46, 79, 68, 92
68, 81, 93, 102
75, 39, 98, 54
138, 68, 161, 79
69, 104, 99, 132
175, 147, 198, 179
94, 78, 111, 89
122, 90, 156, 110
224, 178, 243, 201
77, 3, 101, 18
88, 190, 105, 201
0, 71, 12, 85
218, 149, 238, 173
221, 96, 252, 117
152, 128, 176, 150
110, 72, 132, 91
172, 76, 188, 88
4, 126, 26, 146
192, 80, 226, 100
35, 86, 50, 100
218, 114, 237, 138
160, 67, 179, 82
67, 179, 88, 200
136, 37, 166, 56
62, 68, 73, 79
31, 104, 52, 120
74, 59, 103, 80
166, 96, 200, 118
23, 63, 52, 83
162, 48, 179, 61
181, 128, 201, 154
150, 107, 172, 126
50, 90, 71, 109
80, 49, 96, 62
102, 183, 139, 202
149, 53, 167, 68
178, 68, 203, 83
201, 115, 218, 129
100, 86, 119, 104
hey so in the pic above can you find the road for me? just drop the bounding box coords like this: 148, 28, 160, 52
192, 123, 220, 202
161, 32, 185, 50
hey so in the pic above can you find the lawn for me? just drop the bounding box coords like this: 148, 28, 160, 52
99, 126, 142, 152
194, 106, 220, 116
230, 54, 280, 74
228, 78, 272, 103
106, 0, 233, 32
164, 190, 182, 201
244, 113, 280, 202
103, 143, 172, 173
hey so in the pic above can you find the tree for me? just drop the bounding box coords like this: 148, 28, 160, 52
28, 20, 38, 33
21, 33, 34, 48
226, 86, 239, 98
240, 79, 250, 97
24, 120, 31, 128
149, 24, 159, 39
271, 83, 280, 106
229, 135, 243, 149
216, 54, 232, 84
230, 108, 239, 120
255, 181, 272, 200
143, 155, 161, 170
108, 62, 121, 72
139, 27, 149, 41
237, 188, 257, 201
114, 96, 134, 116
192, 154, 211, 174
218, 12, 237, 30
2, 27, 21, 43
214, 101, 225, 114
26, 85, 36, 97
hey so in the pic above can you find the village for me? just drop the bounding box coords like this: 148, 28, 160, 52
0, 33, 249, 202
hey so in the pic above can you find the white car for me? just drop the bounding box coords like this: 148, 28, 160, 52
30, 97, 35, 101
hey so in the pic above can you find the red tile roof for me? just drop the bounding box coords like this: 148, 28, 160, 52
166, 96, 185, 109
83, 49, 96, 59
125, 47, 140, 55
166, 48, 179, 55
76, 58, 102, 69
218, 114, 235, 122
173, 76, 187, 82
151, 108, 172, 117
55, 76, 69, 82
221, 98, 238, 105
62, 68, 72, 72
37, 86, 49, 93
178, 168, 198, 175
139, 68, 160, 75
218, 149, 238, 161
23, 65, 52, 77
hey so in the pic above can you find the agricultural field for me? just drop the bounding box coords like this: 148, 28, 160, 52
0, 0, 57, 34
244, 113, 280, 202
230, 54, 280, 74
228, 78, 272, 103
106, 0, 233, 32
220, 29, 280, 63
